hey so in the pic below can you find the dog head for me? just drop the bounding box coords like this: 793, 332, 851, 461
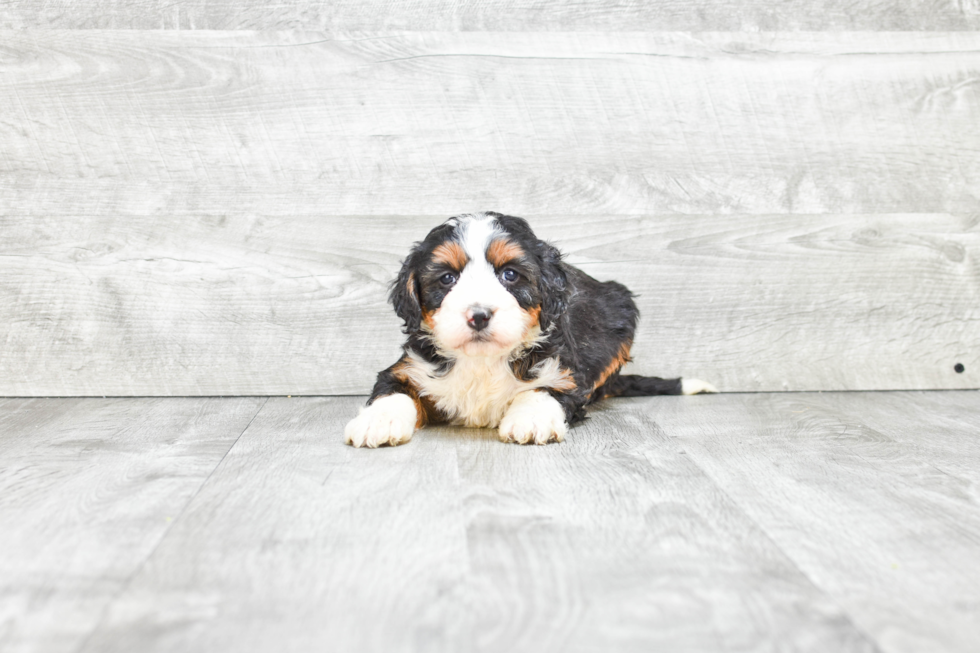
391, 212, 567, 357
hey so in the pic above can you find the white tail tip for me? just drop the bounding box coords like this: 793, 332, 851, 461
681, 378, 719, 395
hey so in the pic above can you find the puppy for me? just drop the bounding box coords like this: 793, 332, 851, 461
345, 212, 716, 447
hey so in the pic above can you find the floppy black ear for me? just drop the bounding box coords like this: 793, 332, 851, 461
389, 246, 424, 334
537, 241, 568, 331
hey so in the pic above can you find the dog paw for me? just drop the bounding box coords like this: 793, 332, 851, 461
498, 391, 567, 445
344, 394, 417, 448
681, 378, 719, 395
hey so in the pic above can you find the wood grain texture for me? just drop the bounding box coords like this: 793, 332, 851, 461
2, 31, 980, 216
0, 397, 265, 653
822, 391, 980, 484
75, 396, 877, 652
6, 394, 979, 651
2, 30, 978, 394
444, 400, 874, 652
76, 396, 473, 653
3, 1, 980, 30
653, 390, 980, 653
1, 213, 976, 395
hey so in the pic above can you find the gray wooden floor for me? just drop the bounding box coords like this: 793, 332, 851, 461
2, 392, 979, 653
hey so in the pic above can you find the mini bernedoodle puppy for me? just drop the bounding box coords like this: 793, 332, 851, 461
345, 212, 717, 448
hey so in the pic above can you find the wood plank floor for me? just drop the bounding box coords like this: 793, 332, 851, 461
1, 392, 978, 652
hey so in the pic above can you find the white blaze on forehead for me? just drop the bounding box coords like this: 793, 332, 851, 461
457, 213, 503, 265
453, 214, 507, 308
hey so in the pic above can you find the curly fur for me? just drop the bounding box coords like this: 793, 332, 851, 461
345, 212, 715, 448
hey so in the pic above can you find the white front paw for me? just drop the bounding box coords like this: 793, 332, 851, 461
344, 394, 417, 448
498, 391, 568, 445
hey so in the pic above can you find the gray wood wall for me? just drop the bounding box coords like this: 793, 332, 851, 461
1, 7, 978, 395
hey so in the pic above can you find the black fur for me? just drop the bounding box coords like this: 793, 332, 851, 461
390, 249, 423, 334
597, 374, 683, 398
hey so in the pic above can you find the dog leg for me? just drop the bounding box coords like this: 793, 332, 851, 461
498, 390, 568, 445
344, 394, 417, 448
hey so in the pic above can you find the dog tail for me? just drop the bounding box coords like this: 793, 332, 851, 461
598, 375, 718, 398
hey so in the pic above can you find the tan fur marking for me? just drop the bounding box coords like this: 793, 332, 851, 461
551, 368, 578, 391
592, 341, 632, 392
486, 239, 525, 268
432, 241, 468, 270
525, 305, 541, 329
406, 272, 417, 301
391, 359, 433, 428
391, 359, 411, 383
422, 308, 436, 331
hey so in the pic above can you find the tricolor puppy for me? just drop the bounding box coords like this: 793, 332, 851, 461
345, 212, 716, 448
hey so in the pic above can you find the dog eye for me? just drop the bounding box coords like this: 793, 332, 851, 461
439, 272, 457, 286
500, 268, 519, 283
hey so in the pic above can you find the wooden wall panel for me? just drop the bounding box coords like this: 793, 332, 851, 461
2, 32, 980, 217
1, 213, 976, 395
4, 1, 980, 30
1, 30, 978, 395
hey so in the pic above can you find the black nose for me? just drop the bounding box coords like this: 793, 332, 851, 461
467, 308, 492, 332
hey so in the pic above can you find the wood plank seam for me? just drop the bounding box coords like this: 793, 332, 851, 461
653, 433, 888, 650
70, 397, 270, 652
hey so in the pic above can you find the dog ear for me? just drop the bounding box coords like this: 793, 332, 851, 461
537, 241, 568, 331
389, 246, 424, 334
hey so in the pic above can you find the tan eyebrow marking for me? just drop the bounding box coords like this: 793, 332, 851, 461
432, 241, 468, 270
486, 238, 526, 268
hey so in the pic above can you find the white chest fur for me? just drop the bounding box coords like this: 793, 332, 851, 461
402, 352, 571, 428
